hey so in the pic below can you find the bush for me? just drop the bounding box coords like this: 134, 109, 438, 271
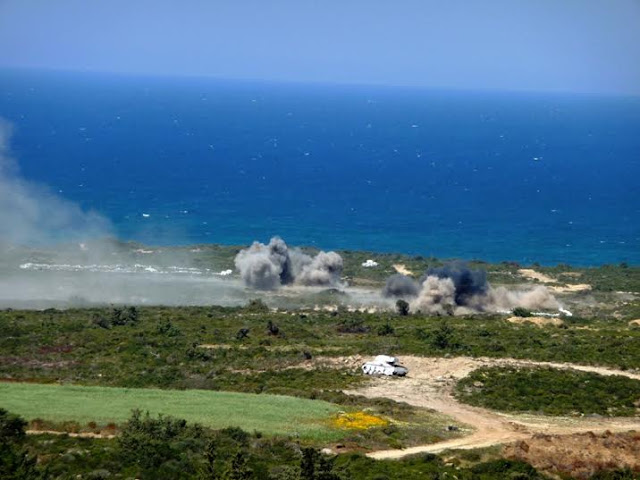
111, 306, 139, 326
431, 321, 454, 349
0, 409, 42, 480
157, 319, 182, 337
266, 320, 280, 336
337, 318, 370, 334
117, 410, 205, 474
377, 323, 395, 336
245, 299, 269, 312
0, 408, 27, 442
512, 307, 532, 318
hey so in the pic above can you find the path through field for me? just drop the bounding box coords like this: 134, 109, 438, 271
339, 356, 640, 459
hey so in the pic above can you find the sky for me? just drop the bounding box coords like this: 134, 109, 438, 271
1, 0, 639, 95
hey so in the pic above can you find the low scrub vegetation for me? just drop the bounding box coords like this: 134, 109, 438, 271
3, 408, 554, 479
455, 366, 640, 416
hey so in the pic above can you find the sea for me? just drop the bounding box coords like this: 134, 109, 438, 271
1, 69, 639, 266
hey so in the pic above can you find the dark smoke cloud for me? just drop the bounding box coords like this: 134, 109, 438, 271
382, 273, 420, 298
234, 237, 343, 290
397, 261, 559, 315
424, 262, 488, 305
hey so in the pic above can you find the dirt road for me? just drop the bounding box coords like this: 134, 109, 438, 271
340, 356, 640, 459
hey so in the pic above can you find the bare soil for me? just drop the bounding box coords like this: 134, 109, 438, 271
517, 268, 592, 293
506, 316, 564, 327
335, 355, 640, 459
26, 429, 116, 439
504, 431, 640, 479
393, 264, 414, 276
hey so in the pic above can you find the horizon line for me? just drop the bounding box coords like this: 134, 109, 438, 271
2, 65, 640, 100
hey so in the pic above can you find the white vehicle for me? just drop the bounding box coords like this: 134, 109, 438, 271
361, 355, 408, 376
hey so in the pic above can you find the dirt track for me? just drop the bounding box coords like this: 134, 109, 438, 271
339, 356, 640, 459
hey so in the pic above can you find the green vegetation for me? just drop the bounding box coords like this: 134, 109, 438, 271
455, 366, 640, 416
1, 247, 639, 478
512, 307, 532, 318
0, 382, 342, 441
2, 305, 640, 394
0, 408, 42, 480
7, 408, 549, 479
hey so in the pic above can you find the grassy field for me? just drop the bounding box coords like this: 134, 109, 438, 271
0, 382, 343, 440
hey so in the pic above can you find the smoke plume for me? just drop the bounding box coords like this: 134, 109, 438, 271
424, 262, 488, 304
234, 237, 343, 290
398, 261, 560, 315
382, 273, 420, 298
0, 118, 110, 245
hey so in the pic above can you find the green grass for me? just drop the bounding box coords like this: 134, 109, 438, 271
455, 366, 640, 416
0, 382, 342, 441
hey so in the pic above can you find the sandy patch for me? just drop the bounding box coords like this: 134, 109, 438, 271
518, 269, 557, 283
518, 269, 592, 293
27, 429, 116, 439
507, 316, 564, 327
549, 284, 592, 293
393, 264, 414, 276
561, 272, 583, 278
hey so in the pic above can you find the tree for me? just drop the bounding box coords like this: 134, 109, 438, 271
395, 299, 410, 316
300, 448, 317, 480
0, 409, 43, 480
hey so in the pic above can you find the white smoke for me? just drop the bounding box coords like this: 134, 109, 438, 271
408, 268, 560, 315
234, 237, 343, 290
0, 118, 110, 245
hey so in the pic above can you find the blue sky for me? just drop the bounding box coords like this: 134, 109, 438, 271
1, 0, 639, 94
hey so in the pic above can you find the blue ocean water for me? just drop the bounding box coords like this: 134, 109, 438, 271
1, 69, 639, 265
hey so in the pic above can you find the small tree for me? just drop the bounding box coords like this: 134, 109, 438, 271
236, 328, 250, 340
266, 320, 280, 336
300, 448, 317, 480
396, 299, 410, 316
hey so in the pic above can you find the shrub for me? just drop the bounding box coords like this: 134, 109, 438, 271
0, 408, 27, 442
266, 320, 280, 336
456, 366, 640, 416
336, 318, 370, 334
377, 323, 395, 336
236, 328, 250, 340
431, 321, 454, 349
117, 410, 205, 473
111, 306, 139, 326
512, 307, 532, 318
157, 319, 182, 336
245, 299, 268, 312
0, 409, 42, 480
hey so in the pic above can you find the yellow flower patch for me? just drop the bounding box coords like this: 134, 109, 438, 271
332, 411, 388, 430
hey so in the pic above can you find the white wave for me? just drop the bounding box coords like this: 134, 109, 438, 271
18, 262, 222, 276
